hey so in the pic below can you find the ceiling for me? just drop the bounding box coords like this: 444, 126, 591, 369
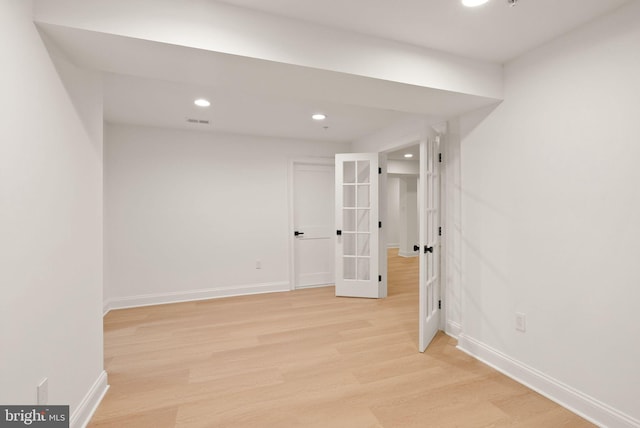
387, 145, 420, 161
217, 0, 629, 63
40, 0, 629, 143
40, 22, 489, 143
103, 73, 421, 143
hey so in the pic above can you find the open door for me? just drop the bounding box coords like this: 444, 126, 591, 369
335, 153, 385, 298
419, 136, 441, 352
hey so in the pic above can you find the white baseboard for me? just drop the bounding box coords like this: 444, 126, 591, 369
445, 320, 462, 339
104, 281, 290, 313
71, 370, 109, 428
457, 334, 640, 428
294, 283, 334, 290
387, 243, 400, 249
398, 251, 418, 258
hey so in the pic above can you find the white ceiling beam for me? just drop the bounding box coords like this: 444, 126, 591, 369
34, 0, 503, 100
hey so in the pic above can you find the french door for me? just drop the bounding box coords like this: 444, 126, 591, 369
334, 142, 439, 347
334, 153, 385, 298
419, 136, 441, 352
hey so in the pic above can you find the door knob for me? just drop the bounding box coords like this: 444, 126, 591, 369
413, 245, 420, 252
294, 231, 305, 236
425, 246, 433, 253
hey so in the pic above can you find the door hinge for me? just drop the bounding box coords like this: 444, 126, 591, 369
379, 221, 382, 228
438, 300, 442, 310
378, 167, 382, 174
438, 153, 442, 163
438, 226, 442, 236
378, 275, 382, 282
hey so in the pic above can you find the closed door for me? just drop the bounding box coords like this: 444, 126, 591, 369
293, 163, 335, 288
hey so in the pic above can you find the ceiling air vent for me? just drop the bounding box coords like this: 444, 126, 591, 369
186, 118, 210, 125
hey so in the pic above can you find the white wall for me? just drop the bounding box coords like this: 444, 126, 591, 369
0, 1, 106, 426
386, 177, 400, 247
442, 123, 463, 338
457, 2, 640, 426
352, 117, 426, 154
104, 124, 346, 308
387, 160, 420, 175
385, 174, 420, 251
398, 178, 419, 258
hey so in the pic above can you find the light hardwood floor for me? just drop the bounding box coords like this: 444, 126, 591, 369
90, 249, 594, 427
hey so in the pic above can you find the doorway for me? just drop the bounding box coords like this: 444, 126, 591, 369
385, 145, 420, 297
382, 133, 442, 352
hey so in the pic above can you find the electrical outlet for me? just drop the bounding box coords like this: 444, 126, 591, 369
515, 312, 526, 332
256, 259, 261, 269
37, 378, 48, 405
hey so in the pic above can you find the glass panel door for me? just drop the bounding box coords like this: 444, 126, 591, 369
419, 135, 441, 351
335, 154, 381, 298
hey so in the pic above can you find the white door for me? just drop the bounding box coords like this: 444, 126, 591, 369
419, 136, 441, 352
335, 153, 384, 298
293, 163, 335, 288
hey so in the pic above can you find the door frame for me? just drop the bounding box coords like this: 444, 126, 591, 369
287, 157, 335, 291
379, 126, 446, 334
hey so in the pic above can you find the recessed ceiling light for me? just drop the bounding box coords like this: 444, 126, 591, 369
404, 154, 414, 158
462, 0, 489, 7
194, 98, 211, 107
312, 113, 327, 121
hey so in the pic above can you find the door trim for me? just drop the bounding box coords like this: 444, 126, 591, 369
379, 123, 447, 345
288, 157, 335, 291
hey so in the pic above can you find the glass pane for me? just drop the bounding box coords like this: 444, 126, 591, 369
343, 233, 356, 256
343, 210, 356, 232
430, 285, 434, 313
432, 176, 437, 207
344, 257, 356, 280
432, 143, 436, 171
343, 185, 356, 208
343, 161, 356, 184
357, 185, 370, 208
357, 234, 370, 257
430, 141, 434, 172
357, 258, 370, 281
357, 161, 370, 184
356, 209, 369, 232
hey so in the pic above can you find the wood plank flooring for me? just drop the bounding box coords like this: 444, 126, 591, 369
90, 249, 594, 427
